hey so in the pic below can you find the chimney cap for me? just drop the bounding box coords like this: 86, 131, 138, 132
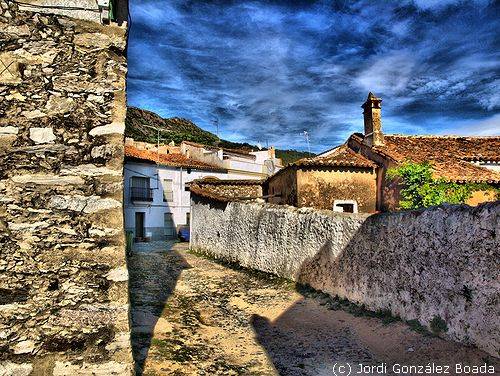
362, 92, 382, 108
367, 91, 381, 100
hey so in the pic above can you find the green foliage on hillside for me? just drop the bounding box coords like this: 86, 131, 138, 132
386, 161, 498, 209
126, 107, 219, 146
125, 107, 315, 164
276, 149, 315, 165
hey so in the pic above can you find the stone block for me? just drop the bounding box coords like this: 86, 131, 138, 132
22, 110, 47, 119
0, 53, 21, 85
0, 362, 33, 376
89, 122, 125, 136
29, 127, 56, 144
52, 361, 130, 376
105, 266, 128, 282
4, 24, 30, 37
5, 91, 26, 101
49, 194, 122, 214
11, 174, 84, 186
60, 164, 122, 177
75, 32, 126, 50
11, 340, 35, 355
45, 96, 75, 115
0, 126, 18, 135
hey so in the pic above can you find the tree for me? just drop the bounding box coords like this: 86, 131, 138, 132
386, 161, 497, 210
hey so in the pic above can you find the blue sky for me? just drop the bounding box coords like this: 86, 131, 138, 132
127, 0, 500, 153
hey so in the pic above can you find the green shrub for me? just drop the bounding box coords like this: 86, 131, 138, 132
430, 315, 448, 334
386, 161, 498, 210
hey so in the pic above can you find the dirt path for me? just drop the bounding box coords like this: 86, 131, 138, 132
128, 243, 498, 376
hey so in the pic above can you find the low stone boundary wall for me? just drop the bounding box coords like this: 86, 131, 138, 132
190, 198, 499, 357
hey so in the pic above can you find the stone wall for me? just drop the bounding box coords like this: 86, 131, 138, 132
265, 166, 297, 205
190, 197, 499, 357
0, 2, 131, 374
297, 167, 377, 212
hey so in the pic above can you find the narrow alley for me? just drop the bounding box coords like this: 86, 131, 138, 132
129, 243, 498, 376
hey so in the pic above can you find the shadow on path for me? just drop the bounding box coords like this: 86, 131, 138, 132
127, 243, 191, 375
250, 242, 500, 375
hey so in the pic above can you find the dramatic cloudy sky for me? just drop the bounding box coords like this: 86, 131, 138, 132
127, 0, 499, 152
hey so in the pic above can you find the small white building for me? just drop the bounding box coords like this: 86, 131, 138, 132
124, 139, 282, 242
181, 141, 283, 179
124, 144, 228, 241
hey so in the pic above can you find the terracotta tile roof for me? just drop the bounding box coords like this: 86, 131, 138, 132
350, 134, 500, 183
188, 178, 263, 202
294, 144, 376, 169
124, 145, 227, 172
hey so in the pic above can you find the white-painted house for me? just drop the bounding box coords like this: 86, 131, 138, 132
124, 144, 228, 241
124, 139, 283, 241
181, 141, 283, 179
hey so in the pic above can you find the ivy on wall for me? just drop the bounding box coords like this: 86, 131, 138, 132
386, 161, 498, 210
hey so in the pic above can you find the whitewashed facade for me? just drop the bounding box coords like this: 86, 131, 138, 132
180, 141, 283, 179
124, 160, 227, 240
124, 139, 282, 241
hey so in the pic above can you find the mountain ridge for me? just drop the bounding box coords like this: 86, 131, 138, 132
125, 107, 315, 164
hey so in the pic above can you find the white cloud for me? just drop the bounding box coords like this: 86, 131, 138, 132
355, 53, 416, 96
438, 114, 500, 136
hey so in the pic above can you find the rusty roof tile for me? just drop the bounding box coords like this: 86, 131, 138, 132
124, 145, 227, 172
294, 144, 377, 169
374, 135, 500, 183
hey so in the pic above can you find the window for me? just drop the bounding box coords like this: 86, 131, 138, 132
333, 200, 358, 213
163, 179, 173, 202
186, 212, 190, 225
130, 177, 152, 201
131, 176, 149, 189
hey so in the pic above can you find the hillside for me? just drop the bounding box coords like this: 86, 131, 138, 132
125, 107, 314, 164
125, 107, 220, 146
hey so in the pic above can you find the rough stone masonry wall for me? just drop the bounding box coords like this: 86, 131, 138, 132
190, 198, 499, 357
0, 2, 132, 374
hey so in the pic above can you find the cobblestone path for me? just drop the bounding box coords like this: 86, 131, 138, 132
129, 243, 498, 376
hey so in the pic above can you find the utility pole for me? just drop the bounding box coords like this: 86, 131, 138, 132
139, 122, 164, 163
213, 117, 220, 138
302, 131, 311, 154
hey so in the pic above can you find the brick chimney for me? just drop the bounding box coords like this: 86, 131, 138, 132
361, 92, 384, 147
268, 146, 276, 159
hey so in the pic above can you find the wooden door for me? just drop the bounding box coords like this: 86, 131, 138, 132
135, 212, 145, 239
